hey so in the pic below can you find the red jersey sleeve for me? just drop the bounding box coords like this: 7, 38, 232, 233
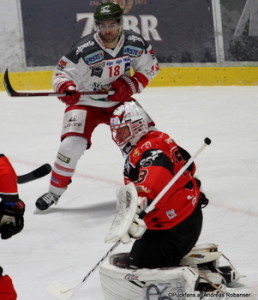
0, 155, 18, 199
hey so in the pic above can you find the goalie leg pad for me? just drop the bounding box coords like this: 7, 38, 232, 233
99, 254, 200, 300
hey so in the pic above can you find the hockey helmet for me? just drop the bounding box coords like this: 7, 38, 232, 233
94, 2, 123, 23
110, 102, 149, 154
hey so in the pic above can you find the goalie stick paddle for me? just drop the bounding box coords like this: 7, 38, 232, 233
3, 69, 114, 97
17, 163, 52, 184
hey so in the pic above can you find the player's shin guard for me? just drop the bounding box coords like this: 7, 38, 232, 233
49, 136, 87, 196
36, 136, 87, 210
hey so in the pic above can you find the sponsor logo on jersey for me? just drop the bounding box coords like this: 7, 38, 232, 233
135, 185, 150, 194
139, 150, 162, 167
92, 82, 109, 92
166, 209, 177, 220
124, 46, 143, 57
128, 34, 145, 45
91, 67, 103, 77
90, 62, 105, 69
132, 148, 141, 157
90, 62, 105, 78
76, 41, 94, 55
83, 50, 104, 65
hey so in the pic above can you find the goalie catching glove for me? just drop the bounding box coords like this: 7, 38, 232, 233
108, 75, 139, 102
120, 214, 147, 244
105, 183, 147, 244
120, 196, 147, 244
0, 199, 25, 239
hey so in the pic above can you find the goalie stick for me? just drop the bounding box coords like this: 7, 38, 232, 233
3, 69, 114, 97
47, 138, 212, 299
47, 241, 120, 300
17, 163, 52, 184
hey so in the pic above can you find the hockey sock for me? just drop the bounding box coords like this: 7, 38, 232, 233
49, 136, 87, 195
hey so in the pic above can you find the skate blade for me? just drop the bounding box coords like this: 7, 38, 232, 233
47, 282, 73, 300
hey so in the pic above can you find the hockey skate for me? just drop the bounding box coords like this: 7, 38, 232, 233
35, 192, 60, 210
180, 243, 242, 298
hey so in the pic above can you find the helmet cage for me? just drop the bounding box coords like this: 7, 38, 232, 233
110, 112, 149, 148
111, 121, 133, 147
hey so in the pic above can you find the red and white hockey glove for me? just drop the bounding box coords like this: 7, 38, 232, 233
58, 81, 80, 105
108, 75, 139, 102
0, 199, 25, 239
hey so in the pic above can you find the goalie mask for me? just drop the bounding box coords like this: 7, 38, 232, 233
110, 102, 149, 155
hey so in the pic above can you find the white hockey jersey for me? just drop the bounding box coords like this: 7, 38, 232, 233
53, 30, 160, 108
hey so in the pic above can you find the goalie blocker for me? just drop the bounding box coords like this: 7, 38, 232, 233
99, 243, 242, 300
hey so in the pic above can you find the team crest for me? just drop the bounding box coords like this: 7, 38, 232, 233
57, 59, 67, 70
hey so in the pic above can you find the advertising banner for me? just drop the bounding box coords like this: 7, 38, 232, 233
221, 0, 258, 61
20, 0, 216, 66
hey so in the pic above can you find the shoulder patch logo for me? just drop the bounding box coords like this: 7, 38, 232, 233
57, 59, 67, 70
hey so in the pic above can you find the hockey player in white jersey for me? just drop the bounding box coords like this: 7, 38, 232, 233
35, 2, 159, 210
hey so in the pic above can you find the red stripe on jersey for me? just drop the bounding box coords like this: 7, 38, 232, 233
133, 72, 149, 88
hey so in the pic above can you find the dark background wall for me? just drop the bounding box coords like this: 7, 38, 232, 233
20, 0, 216, 66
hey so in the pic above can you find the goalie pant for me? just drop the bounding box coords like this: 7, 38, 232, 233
123, 130, 206, 269
0, 154, 19, 202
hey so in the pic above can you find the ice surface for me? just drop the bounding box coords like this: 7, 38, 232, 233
0, 86, 258, 299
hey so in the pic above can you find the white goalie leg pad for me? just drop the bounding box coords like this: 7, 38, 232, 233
99, 253, 200, 300
105, 183, 138, 243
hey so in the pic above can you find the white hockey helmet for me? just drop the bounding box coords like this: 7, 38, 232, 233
110, 102, 150, 154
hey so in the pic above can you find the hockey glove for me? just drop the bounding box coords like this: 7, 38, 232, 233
0, 199, 25, 239
120, 214, 147, 244
108, 75, 139, 102
58, 81, 80, 105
